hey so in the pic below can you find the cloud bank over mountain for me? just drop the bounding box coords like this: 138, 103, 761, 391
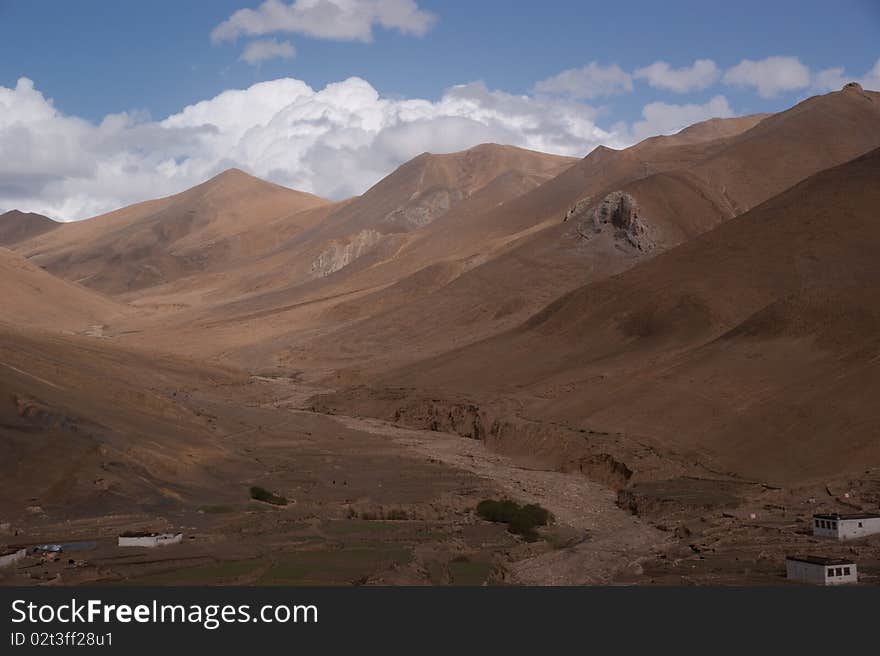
3, 54, 877, 221
0, 75, 621, 220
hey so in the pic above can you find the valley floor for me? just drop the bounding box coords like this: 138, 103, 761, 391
3, 370, 880, 586
0, 372, 668, 586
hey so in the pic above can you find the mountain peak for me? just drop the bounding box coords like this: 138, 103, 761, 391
0, 209, 60, 246
1, 208, 56, 221
208, 167, 259, 184
198, 168, 328, 205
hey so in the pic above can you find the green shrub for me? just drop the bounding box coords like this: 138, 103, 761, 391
249, 486, 288, 506
475, 499, 519, 523
476, 499, 553, 541
520, 503, 552, 527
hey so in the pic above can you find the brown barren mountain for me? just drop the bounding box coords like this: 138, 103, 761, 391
0, 325, 247, 516
204, 143, 578, 296
288, 86, 880, 377
109, 119, 769, 369
0, 247, 126, 331
17, 169, 330, 295
331, 146, 880, 487
0, 209, 59, 246
55, 145, 579, 363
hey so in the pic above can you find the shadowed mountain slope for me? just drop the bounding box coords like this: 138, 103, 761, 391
356, 147, 880, 486
0, 210, 59, 246
281, 87, 880, 376
0, 247, 127, 331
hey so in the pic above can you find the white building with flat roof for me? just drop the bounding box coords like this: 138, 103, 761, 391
786, 556, 858, 585
118, 532, 183, 548
813, 513, 880, 540
0, 548, 26, 568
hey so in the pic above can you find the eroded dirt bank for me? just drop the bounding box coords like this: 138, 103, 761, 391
305, 383, 880, 585
307, 386, 712, 489
320, 412, 669, 585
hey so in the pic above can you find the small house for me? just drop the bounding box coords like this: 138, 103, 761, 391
786, 556, 858, 586
812, 513, 880, 540
118, 532, 183, 548
0, 548, 26, 568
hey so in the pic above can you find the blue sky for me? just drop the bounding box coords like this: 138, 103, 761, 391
2, 0, 878, 121
0, 0, 878, 219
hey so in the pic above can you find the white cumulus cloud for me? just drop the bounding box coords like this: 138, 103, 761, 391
723, 56, 811, 98
812, 66, 847, 92
533, 62, 633, 99
862, 59, 880, 90
813, 58, 880, 92
634, 59, 720, 93
212, 0, 436, 43
0, 76, 627, 220
620, 94, 735, 142
240, 39, 297, 64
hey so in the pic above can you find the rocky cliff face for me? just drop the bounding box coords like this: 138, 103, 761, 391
309, 187, 468, 277
381, 187, 465, 231
565, 191, 655, 252
309, 229, 384, 277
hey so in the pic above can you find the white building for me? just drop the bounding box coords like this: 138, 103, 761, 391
118, 532, 183, 548
0, 548, 26, 568
813, 513, 880, 540
786, 556, 858, 586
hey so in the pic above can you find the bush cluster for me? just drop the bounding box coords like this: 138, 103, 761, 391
476, 499, 553, 541
249, 486, 288, 506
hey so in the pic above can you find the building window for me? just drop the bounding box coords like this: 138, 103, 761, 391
844, 567, 851, 576
828, 568, 835, 577
832, 522, 838, 529
836, 568, 843, 577
858, 522, 863, 528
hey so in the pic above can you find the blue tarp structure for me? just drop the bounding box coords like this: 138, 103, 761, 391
32, 541, 97, 553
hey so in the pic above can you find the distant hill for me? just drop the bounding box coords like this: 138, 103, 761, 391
261, 143, 578, 283
16, 169, 330, 295
0, 209, 59, 246
0, 247, 126, 331
92, 144, 579, 359
132, 124, 767, 366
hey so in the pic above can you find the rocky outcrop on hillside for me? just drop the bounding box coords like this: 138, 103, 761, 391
565, 191, 655, 252
382, 187, 465, 231
309, 229, 384, 277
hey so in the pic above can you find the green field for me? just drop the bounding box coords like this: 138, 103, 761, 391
258, 547, 412, 585
128, 559, 263, 585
